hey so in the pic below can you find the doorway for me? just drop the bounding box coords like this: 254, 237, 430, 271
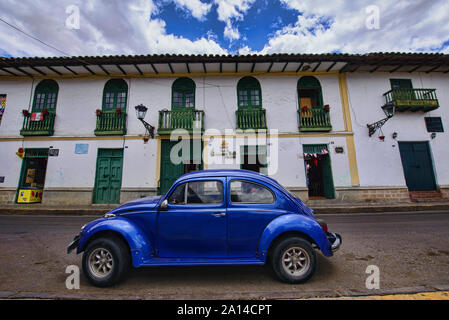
398, 142, 436, 191
303, 144, 335, 199
16, 149, 49, 203
93, 149, 124, 204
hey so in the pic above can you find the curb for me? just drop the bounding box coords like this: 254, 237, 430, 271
1, 203, 449, 216
1, 284, 448, 300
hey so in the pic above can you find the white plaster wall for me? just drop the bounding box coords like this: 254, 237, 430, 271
347, 72, 449, 187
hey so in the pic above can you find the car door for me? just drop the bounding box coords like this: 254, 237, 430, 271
226, 178, 282, 258
156, 178, 227, 258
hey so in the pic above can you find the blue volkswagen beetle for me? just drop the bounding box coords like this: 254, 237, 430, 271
67, 169, 341, 287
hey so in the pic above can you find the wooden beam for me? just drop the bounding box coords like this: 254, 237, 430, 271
250, 62, 256, 73
267, 62, 273, 73
296, 62, 304, 72
150, 63, 159, 74
235, 62, 238, 73
219, 62, 222, 73
312, 62, 321, 72
0, 67, 18, 76
167, 63, 174, 74
64, 66, 78, 75
202, 62, 207, 73
46, 66, 63, 75
281, 62, 288, 72
83, 65, 95, 75
98, 65, 110, 75
116, 65, 127, 75
426, 65, 441, 73
326, 62, 337, 72
408, 65, 422, 73
389, 65, 403, 73
369, 65, 381, 73
186, 63, 191, 73
14, 67, 33, 77
29, 66, 46, 76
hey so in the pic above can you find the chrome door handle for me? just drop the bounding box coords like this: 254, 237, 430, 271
211, 212, 226, 217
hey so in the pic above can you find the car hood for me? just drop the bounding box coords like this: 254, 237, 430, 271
108, 195, 162, 215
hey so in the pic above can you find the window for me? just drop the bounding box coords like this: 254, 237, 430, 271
425, 117, 444, 132
172, 78, 195, 108
168, 180, 223, 205
32, 80, 59, 111
298, 76, 323, 109
237, 77, 261, 108
230, 180, 275, 204
102, 79, 128, 110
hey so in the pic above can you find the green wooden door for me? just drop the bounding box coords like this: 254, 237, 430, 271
94, 149, 124, 204
398, 142, 436, 191
391, 79, 414, 101
303, 144, 335, 199
159, 139, 203, 195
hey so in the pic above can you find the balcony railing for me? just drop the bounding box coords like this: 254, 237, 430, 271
94, 112, 127, 136
383, 88, 439, 112
158, 109, 204, 135
20, 112, 55, 136
236, 108, 267, 130
298, 107, 332, 132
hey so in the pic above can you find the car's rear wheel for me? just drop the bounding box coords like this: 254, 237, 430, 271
270, 237, 316, 284
82, 237, 130, 287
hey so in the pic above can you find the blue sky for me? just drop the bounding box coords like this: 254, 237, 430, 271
0, 0, 448, 57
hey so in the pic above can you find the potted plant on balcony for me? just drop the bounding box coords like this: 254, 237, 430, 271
324, 104, 330, 112
96, 109, 102, 116
22, 109, 29, 116
115, 107, 122, 115
42, 108, 49, 118
301, 106, 309, 113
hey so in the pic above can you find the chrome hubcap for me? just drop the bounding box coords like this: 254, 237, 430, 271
281, 247, 310, 277
88, 248, 114, 278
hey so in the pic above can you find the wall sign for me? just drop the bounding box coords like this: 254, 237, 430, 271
335, 146, 345, 154
48, 149, 59, 157
75, 144, 89, 154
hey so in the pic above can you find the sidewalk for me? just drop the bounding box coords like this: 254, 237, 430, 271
1, 201, 449, 216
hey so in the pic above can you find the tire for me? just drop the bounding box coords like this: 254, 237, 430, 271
270, 237, 316, 284
82, 236, 130, 287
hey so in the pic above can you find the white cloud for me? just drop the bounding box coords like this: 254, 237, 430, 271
0, 0, 227, 57
213, 0, 256, 41
259, 0, 449, 53
172, 0, 212, 20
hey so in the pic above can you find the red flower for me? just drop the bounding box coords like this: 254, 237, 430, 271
22, 109, 29, 116
379, 135, 385, 141
96, 109, 102, 116
115, 108, 122, 115
301, 106, 309, 112
324, 104, 330, 112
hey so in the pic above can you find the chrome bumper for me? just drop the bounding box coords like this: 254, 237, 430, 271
67, 234, 80, 254
327, 232, 342, 252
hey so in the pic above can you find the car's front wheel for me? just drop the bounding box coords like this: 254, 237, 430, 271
270, 237, 316, 284
82, 236, 130, 287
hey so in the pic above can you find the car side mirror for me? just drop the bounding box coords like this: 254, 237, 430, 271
160, 199, 168, 211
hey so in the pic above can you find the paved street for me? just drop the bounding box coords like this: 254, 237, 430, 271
0, 211, 448, 299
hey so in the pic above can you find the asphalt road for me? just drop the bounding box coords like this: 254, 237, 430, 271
0, 211, 448, 299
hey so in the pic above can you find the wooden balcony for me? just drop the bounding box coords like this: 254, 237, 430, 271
383, 88, 439, 112
158, 109, 204, 135
236, 108, 267, 130
94, 112, 127, 136
298, 107, 332, 132
20, 112, 55, 136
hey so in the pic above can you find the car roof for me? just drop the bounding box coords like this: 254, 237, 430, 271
174, 169, 282, 188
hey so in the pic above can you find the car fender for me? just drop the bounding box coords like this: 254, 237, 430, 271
258, 213, 333, 259
77, 216, 153, 268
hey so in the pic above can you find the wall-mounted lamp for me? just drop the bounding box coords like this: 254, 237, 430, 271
392, 132, 398, 139
431, 132, 436, 139
135, 104, 155, 140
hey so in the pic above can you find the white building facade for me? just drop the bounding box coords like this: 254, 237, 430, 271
0, 53, 447, 205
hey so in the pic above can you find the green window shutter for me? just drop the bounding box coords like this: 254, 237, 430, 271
237, 76, 262, 109
172, 77, 195, 109
102, 79, 128, 111
32, 80, 59, 112
425, 117, 444, 133
298, 76, 323, 108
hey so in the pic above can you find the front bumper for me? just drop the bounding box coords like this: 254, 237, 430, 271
327, 232, 342, 252
67, 234, 80, 254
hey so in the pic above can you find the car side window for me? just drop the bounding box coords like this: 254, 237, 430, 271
168, 183, 186, 205
187, 181, 223, 204
168, 181, 223, 205
230, 180, 275, 204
